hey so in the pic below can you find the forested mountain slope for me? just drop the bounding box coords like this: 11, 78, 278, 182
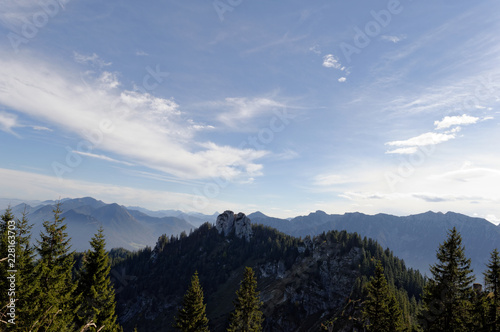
113, 211, 424, 331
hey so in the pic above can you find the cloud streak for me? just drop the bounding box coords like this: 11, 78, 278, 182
0, 54, 268, 181
434, 114, 479, 129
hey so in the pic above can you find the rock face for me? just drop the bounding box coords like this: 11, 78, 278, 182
216, 210, 252, 241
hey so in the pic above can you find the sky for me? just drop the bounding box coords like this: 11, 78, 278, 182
0, 0, 499, 223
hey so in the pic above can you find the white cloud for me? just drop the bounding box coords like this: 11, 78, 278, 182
273, 149, 299, 161
338, 77, 347, 83
322, 54, 345, 71
385, 147, 419, 155
434, 114, 479, 129
136, 50, 149, 56
432, 165, 500, 183
386, 132, 456, 147
0, 111, 18, 135
215, 97, 287, 129
31, 125, 53, 131
72, 151, 135, 166
0, 168, 243, 214
0, 54, 268, 181
313, 173, 350, 187
380, 35, 407, 43
309, 44, 321, 55
98, 72, 120, 90
74, 52, 112, 68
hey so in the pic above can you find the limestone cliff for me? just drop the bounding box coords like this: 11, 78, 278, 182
216, 210, 253, 241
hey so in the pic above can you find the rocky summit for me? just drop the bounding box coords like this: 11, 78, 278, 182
216, 210, 253, 241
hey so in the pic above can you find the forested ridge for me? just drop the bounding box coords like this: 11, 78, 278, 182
1, 205, 499, 331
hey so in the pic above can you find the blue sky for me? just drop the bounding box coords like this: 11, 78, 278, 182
0, 0, 499, 222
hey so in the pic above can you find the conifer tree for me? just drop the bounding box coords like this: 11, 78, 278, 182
77, 226, 121, 332
227, 267, 263, 332
173, 271, 210, 332
30, 203, 78, 332
419, 227, 475, 331
484, 248, 500, 331
362, 261, 404, 331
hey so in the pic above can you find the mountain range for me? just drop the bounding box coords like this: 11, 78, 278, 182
0, 197, 214, 251
249, 210, 500, 278
1, 197, 498, 278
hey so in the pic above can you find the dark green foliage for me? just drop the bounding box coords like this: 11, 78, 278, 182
362, 261, 404, 331
173, 271, 210, 332
227, 267, 263, 332
111, 221, 426, 331
484, 248, 500, 331
30, 202, 78, 331
420, 227, 475, 331
77, 227, 121, 331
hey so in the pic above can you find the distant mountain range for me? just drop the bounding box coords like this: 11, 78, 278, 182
1, 197, 498, 279
0, 197, 216, 252
249, 210, 500, 278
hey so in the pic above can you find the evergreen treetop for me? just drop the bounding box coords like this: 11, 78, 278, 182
174, 271, 210, 332
227, 267, 263, 332
362, 261, 404, 331
31, 202, 77, 332
77, 226, 121, 332
420, 227, 475, 332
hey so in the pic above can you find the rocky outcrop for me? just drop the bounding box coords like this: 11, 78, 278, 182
256, 240, 363, 331
216, 210, 253, 241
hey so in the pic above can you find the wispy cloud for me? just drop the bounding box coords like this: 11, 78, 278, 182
385, 147, 418, 155
72, 151, 135, 166
98, 72, 120, 90
434, 114, 479, 129
0, 167, 242, 214
74, 52, 112, 68
0, 54, 268, 181
313, 173, 351, 187
0, 111, 19, 136
322, 54, 345, 70
338, 77, 347, 83
380, 35, 407, 43
31, 125, 53, 131
386, 132, 455, 148
214, 97, 287, 129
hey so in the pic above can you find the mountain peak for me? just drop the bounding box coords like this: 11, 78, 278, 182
248, 211, 268, 219
216, 210, 252, 241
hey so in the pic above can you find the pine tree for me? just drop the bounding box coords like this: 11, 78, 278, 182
484, 248, 500, 331
30, 202, 78, 332
362, 261, 404, 331
227, 267, 263, 332
77, 227, 121, 332
173, 271, 210, 332
419, 227, 475, 331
